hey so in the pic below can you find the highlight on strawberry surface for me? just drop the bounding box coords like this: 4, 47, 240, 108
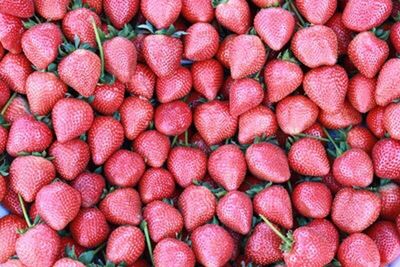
1, 0, 400, 266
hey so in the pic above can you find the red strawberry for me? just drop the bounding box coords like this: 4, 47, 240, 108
104, 0, 139, 29
132, 34, 146, 63
143, 200, 183, 242
191, 224, 235, 267
291, 25, 338, 68
390, 21, 400, 53
156, 66, 192, 103
347, 126, 377, 153
295, 0, 336, 24
143, 34, 183, 77
139, 168, 175, 204
379, 183, 400, 221
127, 63, 156, 99
133, 130, 170, 167
184, 22, 219, 61
367, 106, 385, 138
252, 0, 282, 7
0, 215, 27, 263
194, 100, 238, 145
325, 13, 353, 55
229, 78, 264, 117
141, 0, 181, 29
178, 185, 216, 231
0, 53, 32, 94
347, 74, 376, 113
91, 80, 125, 115
208, 144, 247, 191
181, 0, 214, 23
71, 172, 105, 208
384, 103, 400, 140
192, 59, 223, 100
215, 0, 251, 35
16, 224, 60, 267
338, 233, 380, 267
215, 34, 236, 68
254, 8, 295, 51
0, 175, 5, 201
34, 0, 70, 20
70, 208, 110, 248
3, 96, 30, 124
1, 259, 26, 266
99, 188, 142, 225
0, 0, 33, 18
154, 100, 192, 136
342, 0, 392, 32
332, 188, 381, 233
54, 258, 85, 267
52, 98, 94, 143
83, 0, 102, 14
58, 49, 101, 97
303, 122, 325, 138
0, 80, 10, 110
2, 185, 23, 216
292, 182, 332, 218
375, 58, 400, 106
229, 35, 266, 79
276, 95, 319, 135
6, 115, 53, 157
254, 185, 293, 229
372, 138, 400, 179
153, 238, 196, 267
306, 219, 339, 258
0, 13, 24, 54
318, 101, 362, 129
49, 139, 90, 181
264, 59, 303, 103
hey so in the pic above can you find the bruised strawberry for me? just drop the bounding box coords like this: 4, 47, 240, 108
91, 80, 125, 115
338, 233, 380, 267
184, 22, 219, 61
229, 78, 264, 117
347, 74, 376, 113
292, 182, 332, 218
153, 238, 196, 267
372, 138, 400, 179
133, 130, 170, 167
0, 53, 32, 94
379, 183, 400, 221
295, 0, 336, 24
54, 258, 85, 267
156, 66, 192, 103
154, 100, 192, 136
181, 0, 214, 23
141, 0, 181, 29
104, 0, 139, 29
318, 101, 362, 129
384, 103, 400, 140
34, 0, 70, 20
71, 172, 105, 208
215, 0, 251, 35
127, 64, 156, 99
0, 13, 24, 54
347, 126, 377, 153
325, 13, 353, 55
0, 215, 27, 263
375, 58, 400, 106
139, 168, 175, 204
192, 59, 223, 100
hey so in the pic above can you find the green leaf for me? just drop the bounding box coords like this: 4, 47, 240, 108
65, 245, 78, 260
78, 250, 96, 264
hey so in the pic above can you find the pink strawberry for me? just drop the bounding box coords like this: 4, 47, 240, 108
0, 0, 34, 18
127, 63, 156, 99
292, 182, 332, 218
141, 0, 182, 29
295, 0, 337, 24
192, 59, 223, 101
215, 34, 236, 68
154, 100, 192, 136
372, 138, 400, 179
375, 58, 400, 106
3, 96, 30, 124
347, 126, 377, 154
347, 74, 376, 113
153, 238, 196, 267
0, 53, 32, 94
0, 13, 24, 54
379, 183, 400, 221
133, 130, 170, 167
71, 172, 105, 208
139, 168, 175, 204
0, 215, 27, 263
318, 101, 362, 129
214, 0, 251, 34
229, 78, 264, 117
54, 258, 85, 267
181, 0, 214, 23
184, 22, 219, 61
34, 0, 70, 21
384, 103, 400, 140
156, 66, 192, 103
338, 233, 380, 266
325, 13, 353, 55
104, 0, 140, 29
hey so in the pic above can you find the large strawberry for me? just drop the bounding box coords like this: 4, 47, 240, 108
384, 103, 400, 140
0, 53, 32, 94
153, 238, 196, 267
34, 0, 70, 21
0, 13, 24, 54
347, 126, 377, 153
295, 0, 336, 24
141, 0, 182, 29
104, 0, 140, 29
318, 101, 362, 129
133, 130, 170, 167
372, 138, 400, 179
139, 168, 175, 204
229, 78, 264, 117
375, 58, 400, 106
379, 183, 400, 221
184, 22, 219, 61
347, 74, 376, 113
156, 66, 192, 103
71, 172, 105, 208
127, 64, 156, 99
154, 100, 192, 136
325, 13, 353, 55
214, 0, 251, 34
192, 59, 223, 100
292, 182, 332, 218
0, 215, 27, 263
337, 233, 380, 266
91, 80, 125, 115
181, 0, 214, 23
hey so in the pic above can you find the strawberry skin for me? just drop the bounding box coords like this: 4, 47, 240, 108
375, 58, 400, 106
34, 0, 70, 21
153, 238, 196, 267
133, 130, 170, 168
0, 175, 5, 201
366, 106, 385, 137
184, 22, 219, 61
181, 0, 214, 23
293, 182, 332, 218
104, 0, 139, 29
215, 0, 251, 35
229, 78, 264, 117
347, 126, 377, 153
54, 258, 85, 267
71, 172, 105, 208
325, 13, 353, 55
347, 74, 376, 113
295, 0, 336, 24
139, 168, 175, 204
216, 34, 236, 68
3, 96, 30, 124
384, 103, 400, 140
318, 101, 362, 129
306, 219, 339, 260
91, 80, 125, 115
0, 13, 24, 54
390, 21, 400, 53
0, 53, 32, 94
156, 66, 192, 103
127, 63, 156, 99
0, 0, 34, 18
192, 59, 223, 101
372, 138, 400, 179
154, 100, 192, 136
338, 233, 380, 267
379, 183, 400, 221
141, 0, 181, 29
0, 215, 27, 263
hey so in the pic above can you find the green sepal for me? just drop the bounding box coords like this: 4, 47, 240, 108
212, 0, 229, 8
372, 27, 390, 41
245, 181, 272, 198
137, 21, 155, 34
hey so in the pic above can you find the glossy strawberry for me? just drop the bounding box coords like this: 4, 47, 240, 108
141, 0, 181, 29
127, 63, 156, 99
295, 0, 336, 24
34, 0, 70, 20
133, 130, 170, 167
184, 22, 219, 61
71, 172, 105, 208
379, 183, 400, 221
375, 58, 400, 106
0, 53, 32, 94
153, 238, 196, 267
347, 74, 376, 113
229, 78, 264, 117
104, 0, 139, 29
372, 138, 400, 179
91, 80, 125, 115
325, 13, 353, 55
139, 168, 175, 204
215, 0, 251, 35
292, 182, 332, 218
156, 66, 192, 103
192, 59, 223, 100
181, 0, 214, 23
0, 215, 26, 263
154, 101, 192, 136
0, 13, 24, 54
338, 233, 380, 267
319, 101, 362, 129
347, 126, 377, 153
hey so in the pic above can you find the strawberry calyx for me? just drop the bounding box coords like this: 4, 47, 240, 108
193, 180, 227, 199
22, 15, 42, 30
245, 181, 272, 198
0, 157, 9, 176
77, 243, 106, 265
70, 0, 92, 11
260, 214, 294, 251
17, 150, 54, 161
372, 27, 390, 41
106, 24, 136, 40
323, 128, 349, 157
138, 22, 187, 38
171, 131, 191, 147
278, 49, 300, 65
140, 220, 154, 265
212, 0, 229, 8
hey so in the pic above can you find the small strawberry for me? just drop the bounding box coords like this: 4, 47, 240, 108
127, 63, 156, 99
0, 13, 24, 54
318, 101, 362, 129
181, 0, 214, 23
133, 130, 170, 167
153, 238, 196, 267
379, 183, 400, 221
91, 80, 125, 115
375, 58, 400, 106
104, 0, 140, 29
347, 126, 377, 153
384, 103, 400, 140
154, 100, 192, 136
34, 0, 70, 21
0, 215, 27, 263
71, 172, 105, 208
215, 34, 236, 68
156, 66, 192, 103
338, 233, 380, 267
54, 258, 85, 267
292, 182, 332, 218
139, 168, 175, 204
214, 0, 251, 35
347, 74, 376, 113
141, 0, 181, 29
192, 59, 223, 100
367, 106, 386, 138
295, 0, 336, 24
229, 78, 264, 117
372, 138, 400, 179
0, 53, 32, 94
325, 13, 353, 55
184, 22, 219, 61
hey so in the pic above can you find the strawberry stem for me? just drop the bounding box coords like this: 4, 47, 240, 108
184, 131, 189, 146
260, 215, 292, 245
295, 133, 330, 142
140, 220, 153, 264
322, 128, 342, 156
287, 0, 306, 27
171, 135, 179, 147
18, 194, 32, 228
1, 92, 16, 116
91, 17, 105, 77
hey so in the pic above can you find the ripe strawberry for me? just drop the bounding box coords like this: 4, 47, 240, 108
143, 34, 183, 77
390, 22, 400, 53
156, 66, 192, 103
49, 139, 90, 181
325, 13, 353, 55
318, 101, 362, 129
375, 58, 400, 106
292, 182, 332, 218
16, 224, 60, 267
384, 103, 400, 140
132, 34, 146, 63
58, 49, 101, 97
99, 188, 142, 225
133, 130, 170, 167
291, 25, 338, 68
379, 183, 400, 221
229, 78, 264, 117
34, 0, 70, 20
184, 23, 219, 62
367, 106, 385, 138
0, 53, 32, 94
215, 0, 251, 34
0, 0, 34, 18
1, 259, 26, 266
252, 0, 282, 7
181, 0, 214, 23
0, 80, 10, 110
0, 13, 24, 54
0, 215, 27, 263
229, 34, 266, 79
338, 233, 380, 266
91, 80, 125, 115
104, 0, 139, 29
139, 168, 175, 204
54, 258, 85, 267
127, 63, 156, 99
154, 101, 192, 136
3, 96, 30, 124
82, 0, 102, 14
372, 138, 400, 179
347, 126, 377, 153
342, 0, 392, 32
71, 172, 105, 208
2, 185, 23, 216
153, 238, 196, 267
191, 224, 234, 267
141, 0, 181, 29
0, 175, 5, 201
178, 185, 216, 231
347, 74, 376, 113
306, 219, 339, 258
194, 100, 238, 145
276, 95, 319, 135
332, 188, 381, 233
6, 115, 52, 157
192, 59, 223, 100
254, 8, 295, 51
215, 34, 236, 68
295, 0, 336, 24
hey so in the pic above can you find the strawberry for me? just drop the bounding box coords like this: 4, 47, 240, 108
141, 0, 181, 29
191, 224, 235, 267
214, 0, 251, 35
132, 34, 146, 63
127, 63, 156, 99
2, 185, 23, 216
99, 188, 142, 225
254, 185, 293, 229
192, 59, 223, 101
3, 96, 30, 124
303, 122, 325, 138
83, 0, 102, 14
325, 13, 353, 55
143, 34, 183, 77
229, 34, 266, 79
88, 116, 124, 165
347, 126, 377, 153
291, 25, 338, 68
217, 191, 252, 234
292, 182, 332, 218
104, 37, 137, 83
288, 138, 330, 176
16, 224, 60, 267
372, 138, 400, 179
194, 100, 238, 145
58, 49, 101, 97
0, 13, 24, 54
0, 175, 5, 201
306, 219, 339, 258
208, 145, 247, 191
70, 208, 110, 248
0, 80, 10, 110
375, 58, 400, 106
153, 238, 196, 267
36, 181, 82, 230
331, 188, 381, 233
54, 258, 85, 267
367, 106, 386, 138
139, 168, 175, 204
254, 8, 295, 51
52, 98, 94, 143
0, 53, 32, 94
49, 139, 90, 181
104, 0, 139, 29
133, 130, 170, 167
105, 149, 145, 187
384, 103, 400, 140
184, 23, 219, 62
215, 34, 236, 68
276, 95, 319, 135
0, 0, 34, 18
337, 233, 380, 267
379, 183, 400, 221
21, 23, 62, 70
342, 0, 392, 32
0, 259, 25, 266
347, 74, 376, 113
6, 115, 53, 157
0, 215, 27, 263
71, 172, 105, 208
390, 22, 400, 53
229, 78, 264, 117
178, 185, 216, 231
295, 0, 336, 24
181, 0, 214, 23
34, 0, 70, 21
143, 200, 183, 242
264, 59, 303, 103
156, 66, 192, 103
154, 101, 192, 136
318, 101, 362, 129
91, 80, 125, 115
348, 32, 389, 79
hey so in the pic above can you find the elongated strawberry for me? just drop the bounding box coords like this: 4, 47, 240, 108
154, 101, 192, 136
192, 59, 223, 100
325, 13, 353, 55
375, 58, 400, 106
71, 172, 105, 208
347, 74, 376, 113
91, 80, 125, 115
156, 66, 192, 103
184, 23, 219, 61
319, 101, 362, 129
230, 78, 264, 117
139, 168, 175, 204
34, 0, 70, 20
372, 138, 400, 179
181, 0, 214, 23
153, 238, 196, 267
347, 126, 377, 153
384, 103, 400, 140
127, 64, 156, 99
0, 13, 24, 54
292, 182, 332, 218
104, 0, 139, 29
133, 130, 170, 167
338, 233, 380, 266
0, 53, 32, 94
141, 0, 181, 29
295, 0, 336, 24
379, 183, 400, 221
0, 215, 27, 263
214, 0, 251, 35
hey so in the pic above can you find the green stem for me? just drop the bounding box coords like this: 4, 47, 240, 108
91, 17, 104, 77
323, 128, 342, 156
1, 92, 16, 116
18, 194, 32, 228
288, 0, 306, 27
93, 243, 106, 255
171, 135, 179, 147
141, 220, 153, 264
295, 133, 330, 142
184, 131, 189, 146
260, 215, 292, 245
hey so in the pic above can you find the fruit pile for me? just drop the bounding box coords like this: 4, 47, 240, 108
1, 0, 400, 266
